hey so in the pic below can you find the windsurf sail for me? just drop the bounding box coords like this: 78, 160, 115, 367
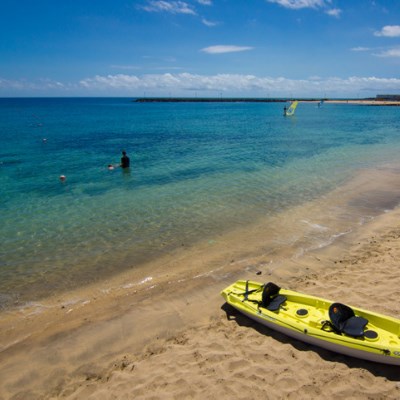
285, 100, 298, 116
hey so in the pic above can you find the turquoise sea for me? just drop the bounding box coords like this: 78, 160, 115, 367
1, 98, 400, 308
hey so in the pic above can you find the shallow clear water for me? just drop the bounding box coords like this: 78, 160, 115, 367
1, 98, 400, 306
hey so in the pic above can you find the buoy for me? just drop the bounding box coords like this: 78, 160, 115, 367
59, 175, 66, 182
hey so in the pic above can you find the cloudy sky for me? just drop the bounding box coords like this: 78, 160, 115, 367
1, 0, 400, 97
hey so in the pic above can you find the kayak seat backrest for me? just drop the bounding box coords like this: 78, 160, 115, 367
265, 295, 287, 311
329, 302, 369, 337
262, 282, 287, 311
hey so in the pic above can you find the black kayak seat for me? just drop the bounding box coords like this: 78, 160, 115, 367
261, 282, 287, 311
265, 294, 287, 311
329, 302, 368, 337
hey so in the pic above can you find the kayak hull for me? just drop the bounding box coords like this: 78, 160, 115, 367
221, 280, 400, 366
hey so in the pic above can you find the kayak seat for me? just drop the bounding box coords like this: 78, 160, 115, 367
265, 294, 287, 311
329, 302, 369, 337
261, 282, 287, 311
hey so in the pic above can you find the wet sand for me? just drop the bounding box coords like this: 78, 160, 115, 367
2, 166, 400, 399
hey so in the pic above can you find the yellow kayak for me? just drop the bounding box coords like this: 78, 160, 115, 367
221, 280, 400, 366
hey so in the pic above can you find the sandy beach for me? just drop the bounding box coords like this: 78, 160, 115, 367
2, 172, 400, 399
325, 99, 400, 106
3, 0, 400, 396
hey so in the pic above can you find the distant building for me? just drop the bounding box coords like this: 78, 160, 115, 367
376, 94, 400, 100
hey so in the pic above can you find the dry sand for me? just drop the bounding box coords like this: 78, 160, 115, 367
324, 99, 400, 106
2, 176, 400, 399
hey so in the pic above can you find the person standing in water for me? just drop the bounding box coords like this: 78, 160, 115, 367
120, 150, 130, 169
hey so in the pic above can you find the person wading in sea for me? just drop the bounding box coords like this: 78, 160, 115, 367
120, 150, 130, 169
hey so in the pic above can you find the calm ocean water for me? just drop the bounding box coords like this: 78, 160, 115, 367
1, 98, 400, 308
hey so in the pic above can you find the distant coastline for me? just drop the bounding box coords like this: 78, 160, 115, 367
134, 97, 400, 105
135, 97, 290, 103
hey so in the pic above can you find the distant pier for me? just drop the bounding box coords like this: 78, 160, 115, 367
134, 97, 293, 103
133, 97, 400, 106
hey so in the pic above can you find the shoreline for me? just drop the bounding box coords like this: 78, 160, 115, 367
3, 205, 400, 398
4, 162, 400, 311
2, 165, 400, 398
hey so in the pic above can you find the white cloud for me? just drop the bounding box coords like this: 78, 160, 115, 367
266, 0, 325, 10
200, 45, 253, 54
76, 73, 400, 97
0, 78, 66, 91
325, 8, 341, 17
3, 74, 400, 97
201, 18, 219, 27
374, 48, 400, 58
80, 74, 140, 89
140, 1, 213, 25
351, 47, 370, 52
374, 25, 400, 37
141, 1, 196, 15
267, 0, 341, 16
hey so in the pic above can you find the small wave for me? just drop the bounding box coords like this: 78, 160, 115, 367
301, 220, 329, 231
139, 276, 153, 285
292, 229, 352, 260
60, 298, 86, 307
121, 283, 135, 289
17, 302, 54, 316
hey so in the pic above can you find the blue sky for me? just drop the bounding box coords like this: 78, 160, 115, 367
1, 0, 400, 97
